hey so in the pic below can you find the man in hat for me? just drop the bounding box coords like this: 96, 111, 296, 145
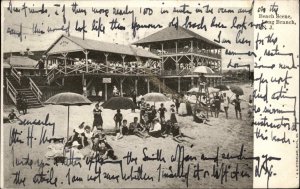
35, 58, 45, 76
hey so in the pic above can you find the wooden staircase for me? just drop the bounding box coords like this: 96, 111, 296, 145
6, 73, 43, 109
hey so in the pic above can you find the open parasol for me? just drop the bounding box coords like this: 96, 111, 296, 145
230, 85, 244, 95
192, 66, 215, 74
143, 92, 169, 102
45, 92, 92, 139
101, 96, 137, 110
215, 84, 229, 91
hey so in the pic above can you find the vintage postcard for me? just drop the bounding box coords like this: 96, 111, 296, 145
1, 0, 299, 188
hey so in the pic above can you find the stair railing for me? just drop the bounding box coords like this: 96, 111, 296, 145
29, 78, 43, 103
11, 67, 21, 85
6, 79, 18, 104
46, 68, 56, 85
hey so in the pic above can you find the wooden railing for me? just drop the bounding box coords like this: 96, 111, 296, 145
151, 48, 221, 59
6, 79, 18, 104
46, 68, 56, 84
29, 78, 43, 103
11, 67, 21, 85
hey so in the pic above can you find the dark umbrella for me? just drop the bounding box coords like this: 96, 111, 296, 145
215, 85, 229, 91
230, 85, 244, 95
45, 92, 92, 139
101, 97, 136, 110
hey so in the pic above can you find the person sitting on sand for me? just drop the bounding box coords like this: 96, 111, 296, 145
7, 109, 20, 123
128, 117, 148, 138
194, 109, 210, 124
171, 123, 195, 147
115, 120, 128, 140
161, 119, 172, 136
84, 125, 93, 145
92, 133, 117, 160
65, 122, 88, 149
149, 118, 165, 138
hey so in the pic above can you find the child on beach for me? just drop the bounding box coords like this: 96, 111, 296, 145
113, 109, 123, 129
158, 103, 167, 123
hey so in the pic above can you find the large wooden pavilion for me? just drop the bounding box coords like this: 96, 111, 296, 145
43, 35, 161, 100
133, 26, 224, 92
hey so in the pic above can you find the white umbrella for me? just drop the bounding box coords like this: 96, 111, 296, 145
192, 66, 214, 74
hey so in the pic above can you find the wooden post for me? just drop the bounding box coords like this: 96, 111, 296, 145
84, 50, 89, 72
191, 77, 194, 87
62, 77, 65, 86
147, 78, 150, 93
104, 83, 108, 101
62, 53, 68, 74
162, 78, 165, 92
120, 78, 124, 97
135, 78, 138, 95
45, 55, 49, 74
178, 77, 181, 93
104, 53, 109, 73
158, 79, 161, 93
175, 41, 178, 71
161, 43, 164, 72
121, 55, 126, 73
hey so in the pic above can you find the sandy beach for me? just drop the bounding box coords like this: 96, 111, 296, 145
2, 83, 253, 188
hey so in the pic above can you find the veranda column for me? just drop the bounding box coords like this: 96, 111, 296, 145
175, 41, 178, 71
62, 53, 68, 74
191, 77, 194, 87
178, 77, 181, 93
135, 78, 138, 95
121, 54, 126, 73
45, 55, 49, 74
84, 50, 89, 72
120, 78, 124, 97
104, 53, 109, 73
147, 78, 150, 93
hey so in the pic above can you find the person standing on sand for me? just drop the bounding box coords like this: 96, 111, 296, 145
170, 104, 177, 124
92, 103, 103, 131
214, 92, 221, 118
231, 94, 242, 120
222, 92, 230, 119
113, 109, 123, 129
131, 90, 137, 113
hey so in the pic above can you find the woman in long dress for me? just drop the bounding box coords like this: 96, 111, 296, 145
92, 103, 103, 131
178, 95, 187, 116
170, 104, 177, 124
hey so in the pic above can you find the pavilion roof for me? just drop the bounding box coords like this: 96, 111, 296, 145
45, 35, 160, 59
5, 56, 38, 68
133, 26, 224, 49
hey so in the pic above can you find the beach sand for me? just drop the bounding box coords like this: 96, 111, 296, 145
2, 83, 254, 188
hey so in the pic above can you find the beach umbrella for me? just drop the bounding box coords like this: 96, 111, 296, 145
45, 92, 92, 139
207, 87, 220, 94
230, 85, 244, 95
187, 87, 199, 93
192, 66, 215, 74
143, 92, 169, 102
215, 84, 229, 91
101, 96, 136, 110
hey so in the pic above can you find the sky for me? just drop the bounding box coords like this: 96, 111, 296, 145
2, 0, 255, 69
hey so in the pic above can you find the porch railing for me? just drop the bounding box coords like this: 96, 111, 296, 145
11, 67, 21, 85
29, 78, 43, 103
6, 79, 18, 104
